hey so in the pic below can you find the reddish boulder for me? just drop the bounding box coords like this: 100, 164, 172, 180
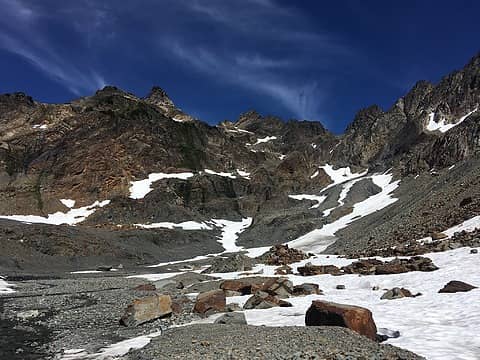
220, 280, 252, 295
120, 294, 172, 326
438, 280, 477, 293
305, 300, 377, 340
193, 289, 226, 315
431, 232, 448, 241
257, 277, 293, 298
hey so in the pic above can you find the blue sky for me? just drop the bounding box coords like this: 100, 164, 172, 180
0, 0, 478, 133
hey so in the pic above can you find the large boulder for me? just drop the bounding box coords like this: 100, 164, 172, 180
203, 254, 253, 274
193, 289, 226, 315
220, 279, 253, 296
305, 300, 377, 340
243, 291, 292, 310
120, 294, 172, 326
438, 280, 477, 293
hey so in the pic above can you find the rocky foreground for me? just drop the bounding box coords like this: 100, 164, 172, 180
122, 324, 422, 360
1, 243, 478, 359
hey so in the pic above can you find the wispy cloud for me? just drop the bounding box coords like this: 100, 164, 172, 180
0, 0, 106, 95
167, 41, 322, 120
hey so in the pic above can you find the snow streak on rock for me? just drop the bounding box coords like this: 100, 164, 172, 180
426, 108, 478, 133
0, 200, 111, 226
129, 172, 194, 199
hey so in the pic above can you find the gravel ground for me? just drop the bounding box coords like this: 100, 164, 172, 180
122, 324, 424, 360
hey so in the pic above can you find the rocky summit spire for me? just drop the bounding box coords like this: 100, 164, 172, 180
144, 86, 175, 111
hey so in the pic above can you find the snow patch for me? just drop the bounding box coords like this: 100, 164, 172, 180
129, 172, 194, 199
254, 136, 277, 145
288, 172, 400, 253
310, 170, 319, 179
211, 218, 253, 252
0, 200, 110, 226
32, 124, 48, 130
135, 221, 213, 230
426, 108, 478, 133
204, 169, 236, 179
0, 277, 15, 294
236, 169, 251, 179
60, 199, 76, 208
319, 164, 367, 191
288, 194, 327, 209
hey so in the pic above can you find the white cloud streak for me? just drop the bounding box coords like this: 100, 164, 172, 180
0, 0, 106, 95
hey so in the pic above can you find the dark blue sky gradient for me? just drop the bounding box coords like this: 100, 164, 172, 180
0, 0, 478, 133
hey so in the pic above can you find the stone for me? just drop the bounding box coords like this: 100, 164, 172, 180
16, 310, 41, 321
193, 290, 226, 315
152, 279, 176, 290
257, 244, 309, 265
431, 232, 448, 241
220, 279, 252, 295
297, 263, 342, 276
305, 300, 377, 340
203, 254, 253, 274
275, 265, 293, 275
226, 303, 242, 312
438, 280, 477, 293
380, 287, 413, 300
214, 312, 247, 325
120, 294, 172, 326
243, 291, 292, 310
471, 249, 478, 254
336, 285, 346, 290
134, 284, 156, 291
96, 265, 112, 272
171, 295, 192, 314
292, 283, 322, 296
257, 277, 293, 298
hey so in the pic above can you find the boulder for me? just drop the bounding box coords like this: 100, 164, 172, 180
120, 294, 172, 326
171, 295, 192, 314
152, 279, 176, 291
438, 280, 477, 293
243, 291, 292, 310
471, 249, 478, 254
203, 254, 253, 274
305, 300, 377, 340
96, 265, 113, 272
214, 312, 247, 325
275, 265, 293, 275
257, 244, 309, 265
380, 287, 414, 300
134, 284, 156, 291
254, 277, 293, 298
431, 232, 448, 241
297, 263, 342, 276
193, 289, 226, 315
220, 279, 252, 295
336, 285, 346, 290
292, 283, 322, 296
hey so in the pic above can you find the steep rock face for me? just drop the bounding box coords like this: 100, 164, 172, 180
332, 53, 480, 172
